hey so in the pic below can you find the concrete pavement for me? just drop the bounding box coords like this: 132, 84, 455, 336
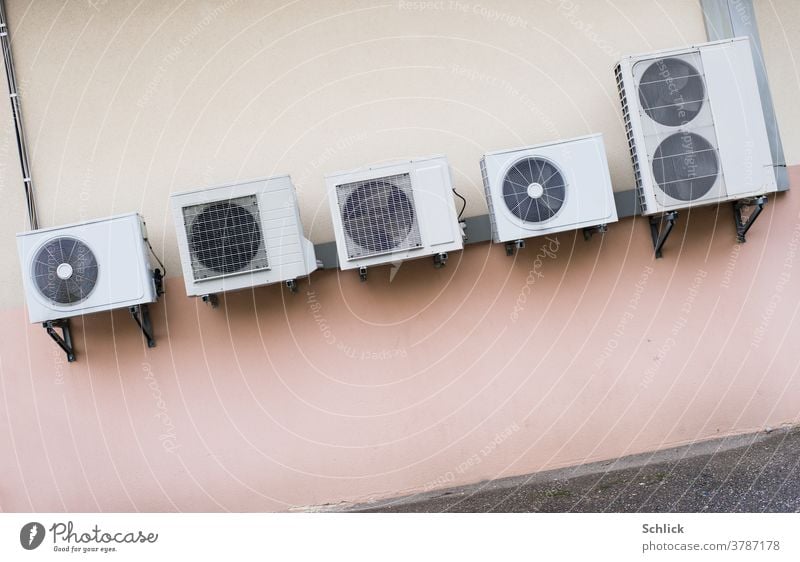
350, 426, 800, 513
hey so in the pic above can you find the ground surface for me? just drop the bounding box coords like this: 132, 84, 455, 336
350, 427, 800, 513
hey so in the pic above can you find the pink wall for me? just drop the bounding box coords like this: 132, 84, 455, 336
1, 168, 799, 512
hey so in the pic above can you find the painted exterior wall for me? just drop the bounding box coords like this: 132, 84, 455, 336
755, 0, 800, 165
0, 1, 798, 511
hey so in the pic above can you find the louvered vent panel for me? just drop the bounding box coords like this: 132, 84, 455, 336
616, 63, 647, 214
480, 158, 499, 240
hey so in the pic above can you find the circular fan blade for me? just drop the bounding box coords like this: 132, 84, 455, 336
652, 132, 719, 201
342, 181, 416, 252
190, 202, 262, 275
502, 157, 565, 223
33, 237, 98, 305
638, 58, 705, 127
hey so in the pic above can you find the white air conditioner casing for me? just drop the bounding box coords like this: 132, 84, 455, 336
171, 176, 317, 297
481, 133, 618, 243
616, 37, 777, 215
17, 213, 158, 324
326, 155, 463, 271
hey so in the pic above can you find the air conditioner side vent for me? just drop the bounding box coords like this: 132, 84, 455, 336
616, 63, 647, 215
480, 157, 499, 242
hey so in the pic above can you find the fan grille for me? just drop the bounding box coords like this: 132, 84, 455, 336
183, 195, 269, 280
33, 237, 98, 305
652, 132, 719, 201
337, 173, 422, 259
638, 57, 705, 127
502, 157, 566, 223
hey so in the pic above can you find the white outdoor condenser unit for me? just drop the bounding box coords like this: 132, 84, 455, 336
616, 37, 777, 215
171, 175, 317, 301
17, 213, 160, 361
326, 155, 463, 280
480, 133, 618, 254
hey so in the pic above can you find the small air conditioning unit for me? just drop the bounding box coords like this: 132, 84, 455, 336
17, 213, 160, 360
616, 37, 776, 217
171, 175, 317, 301
17, 213, 158, 323
480, 133, 617, 253
326, 155, 463, 280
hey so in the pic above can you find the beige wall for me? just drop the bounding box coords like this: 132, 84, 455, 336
755, 0, 800, 165
0, 51, 26, 303
0, 0, 716, 307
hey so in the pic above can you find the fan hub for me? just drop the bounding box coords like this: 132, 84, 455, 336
527, 182, 544, 199
56, 263, 73, 280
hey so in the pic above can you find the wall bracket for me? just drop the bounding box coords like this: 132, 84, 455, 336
650, 211, 678, 259
583, 224, 608, 241
129, 304, 156, 348
733, 195, 767, 243
44, 319, 75, 362
504, 240, 526, 256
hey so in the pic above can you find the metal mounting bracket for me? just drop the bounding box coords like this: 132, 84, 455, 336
650, 211, 678, 259
433, 252, 448, 269
201, 294, 219, 308
359, 266, 368, 282
44, 319, 75, 362
129, 304, 156, 348
505, 239, 526, 256
733, 195, 767, 243
285, 279, 298, 293
583, 223, 608, 241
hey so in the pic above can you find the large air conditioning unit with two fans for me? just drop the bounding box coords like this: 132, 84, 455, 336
326, 155, 463, 281
17, 213, 160, 361
481, 133, 618, 254
616, 37, 777, 254
171, 176, 318, 301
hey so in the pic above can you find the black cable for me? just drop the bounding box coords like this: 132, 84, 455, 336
145, 239, 167, 296
452, 188, 467, 220
146, 239, 166, 278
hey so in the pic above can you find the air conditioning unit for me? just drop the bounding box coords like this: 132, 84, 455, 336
171, 175, 317, 301
17, 213, 158, 323
326, 155, 463, 280
616, 37, 777, 217
480, 133, 617, 254
17, 213, 160, 360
